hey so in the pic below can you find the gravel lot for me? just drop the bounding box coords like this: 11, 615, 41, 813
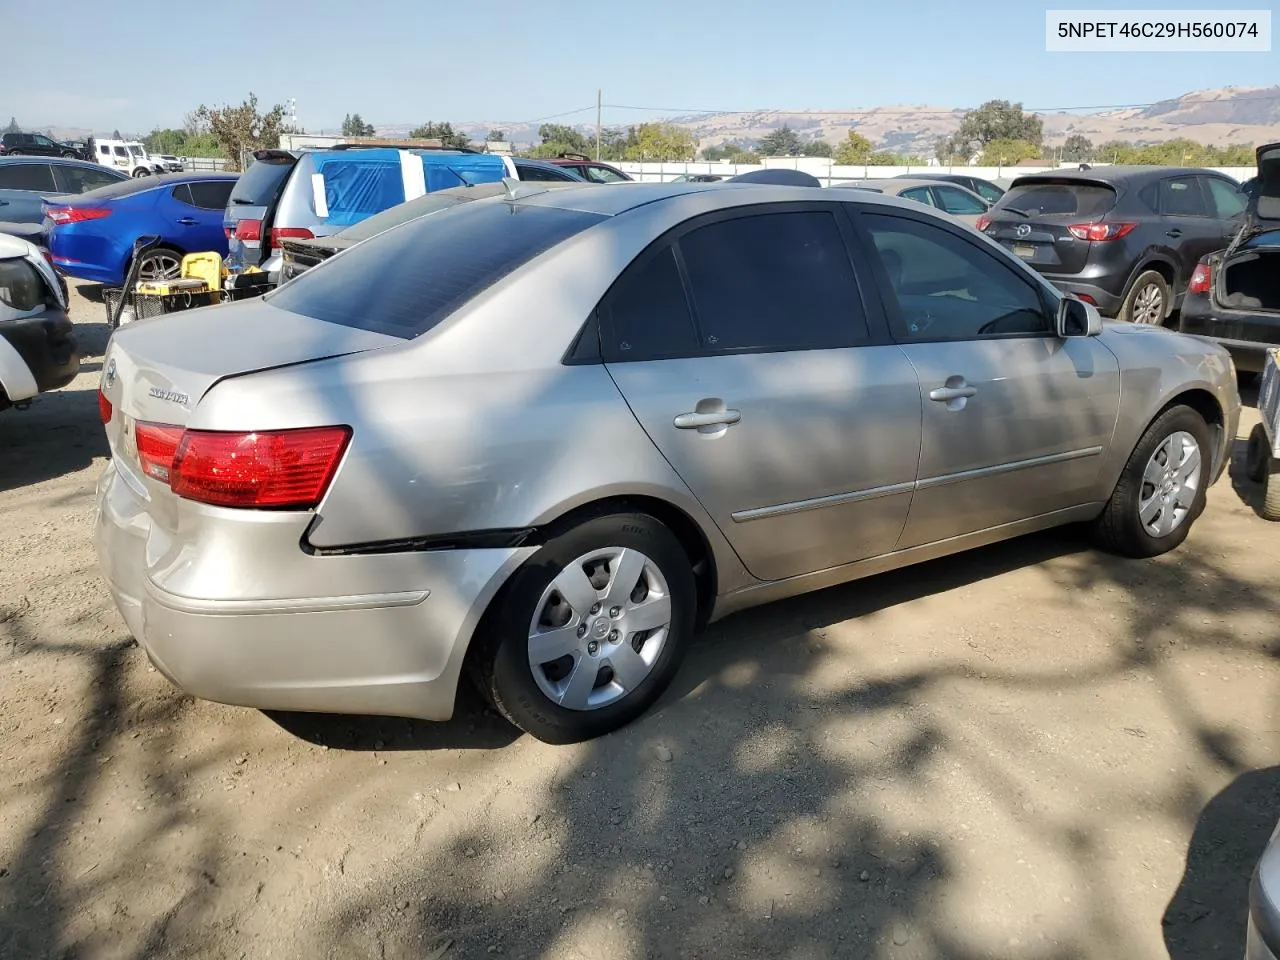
2, 283, 1278, 960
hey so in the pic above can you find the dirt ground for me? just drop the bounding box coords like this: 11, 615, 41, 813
2, 283, 1279, 960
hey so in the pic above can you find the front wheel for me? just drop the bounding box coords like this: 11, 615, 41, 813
6, 149, 22, 156
1091, 404, 1213, 557
1121, 270, 1171, 325
131, 168, 150, 178
473, 511, 697, 744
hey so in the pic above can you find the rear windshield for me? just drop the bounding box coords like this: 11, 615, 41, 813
229, 155, 295, 206
267, 200, 605, 338
997, 181, 1117, 218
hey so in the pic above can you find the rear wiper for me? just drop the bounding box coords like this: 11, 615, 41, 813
999, 206, 1031, 218
231, 198, 255, 205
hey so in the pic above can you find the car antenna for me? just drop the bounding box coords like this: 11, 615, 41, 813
502, 177, 549, 201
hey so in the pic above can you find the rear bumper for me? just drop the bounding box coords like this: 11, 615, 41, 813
0, 308, 80, 400
1040, 276, 1125, 317
1178, 294, 1280, 373
94, 459, 532, 721
52, 257, 120, 285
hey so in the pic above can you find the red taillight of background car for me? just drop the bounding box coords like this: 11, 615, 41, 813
135, 423, 185, 483
97, 389, 112, 425
1067, 221, 1137, 242
268, 226, 314, 250
975, 214, 991, 232
44, 205, 112, 225
1189, 262, 1212, 295
233, 218, 262, 242
169, 426, 352, 509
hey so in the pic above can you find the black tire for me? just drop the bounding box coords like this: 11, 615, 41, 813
1247, 424, 1271, 484
1120, 269, 1171, 325
61, 151, 78, 159
1263, 465, 1280, 522
131, 168, 150, 178
472, 511, 697, 744
132, 245, 183, 282
1091, 404, 1213, 558
6, 149, 21, 156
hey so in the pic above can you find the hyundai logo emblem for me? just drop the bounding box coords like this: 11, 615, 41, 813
104, 357, 117, 389
1016, 223, 1032, 239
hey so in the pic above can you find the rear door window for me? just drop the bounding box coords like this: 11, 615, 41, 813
1157, 177, 1209, 217
935, 185, 987, 215
971, 180, 1004, 203
267, 200, 604, 338
676, 208, 869, 354
170, 183, 196, 207
899, 187, 936, 207
55, 164, 125, 193
0, 163, 57, 192
188, 180, 235, 210
584, 165, 628, 183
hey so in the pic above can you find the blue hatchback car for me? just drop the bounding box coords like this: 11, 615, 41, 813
44, 172, 238, 285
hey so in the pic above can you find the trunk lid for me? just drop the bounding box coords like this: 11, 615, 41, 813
983, 178, 1119, 274
101, 295, 398, 434
279, 237, 347, 283
1239, 142, 1280, 238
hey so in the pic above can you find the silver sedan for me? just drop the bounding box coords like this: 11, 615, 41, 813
95, 181, 1241, 743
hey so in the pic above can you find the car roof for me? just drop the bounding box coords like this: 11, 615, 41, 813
510, 179, 928, 218
0, 156, 106, 170
1010, 165, 1217, 187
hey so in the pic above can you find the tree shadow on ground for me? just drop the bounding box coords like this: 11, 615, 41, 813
1164, 766, 1280, 959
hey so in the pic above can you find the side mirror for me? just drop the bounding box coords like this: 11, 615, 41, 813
1056, 295, 1102, 338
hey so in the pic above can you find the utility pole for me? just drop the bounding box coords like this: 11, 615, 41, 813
596, 89, 602, 160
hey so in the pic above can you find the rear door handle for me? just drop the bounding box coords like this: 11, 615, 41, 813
674, 409, 741, 429
1166, 228, 1182, 238
929, 385, 977, 402
177, 217, 198, 225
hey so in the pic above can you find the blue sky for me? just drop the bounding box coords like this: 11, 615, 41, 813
6, 0, 1278, 133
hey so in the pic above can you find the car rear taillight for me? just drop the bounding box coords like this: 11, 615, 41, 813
1067, 221, 1136, 242
233, 218, 262, 242
44, 205, 112, 225
170, 426, 352, 509
135, 423, 185, 483
1189, 262, 1212, 295
268, 226, 314, 250
98, 389, 112, 425
975, 214, 991, 232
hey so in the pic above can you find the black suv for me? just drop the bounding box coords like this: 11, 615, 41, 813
978, 166, 1248, 324
0, 132, 81, 159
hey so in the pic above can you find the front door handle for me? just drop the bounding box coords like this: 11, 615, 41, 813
674, 409, 741, 429
929, 385, 977, 402
1166, 228, 1182, 238
177, 217, 198, 225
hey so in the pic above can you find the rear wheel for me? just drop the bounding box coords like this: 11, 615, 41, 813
6, 149, 22, 156
131, 168, 150, 178
1121, 270, 1170, 325
134, 246, 182, 283
1091, 404, 1212, 557
61, 151, 78, 159
473, 512, 697, 744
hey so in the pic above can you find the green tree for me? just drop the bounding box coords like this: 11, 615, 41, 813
622, 123, 697, 161
112, 129, 122, 140
943, 100, 1043, 159
342, 113, 376, 137
143, 128, 188, 155
834, 130, 875, 165
526, 123, 591, 158
486, 128, 507, 142
408, 121, 470, 149
597, 128, 631, 162
1060, 134, 1093, 162
4, 117, 19, 134
804, 139, 833, 158
193, 93, 287, 171
758, 126, 804, 157
979, 138, 1043, 165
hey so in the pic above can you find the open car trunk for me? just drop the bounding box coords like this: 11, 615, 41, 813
1219, 247, 1280, 312
1216, 142, 1280, 312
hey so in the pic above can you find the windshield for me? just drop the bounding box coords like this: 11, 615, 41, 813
128, 145, 144, 157
268, 200, 604, 339
997, 181, 1116, 218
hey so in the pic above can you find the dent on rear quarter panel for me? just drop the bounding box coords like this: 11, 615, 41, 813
193, 350, 752, 590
